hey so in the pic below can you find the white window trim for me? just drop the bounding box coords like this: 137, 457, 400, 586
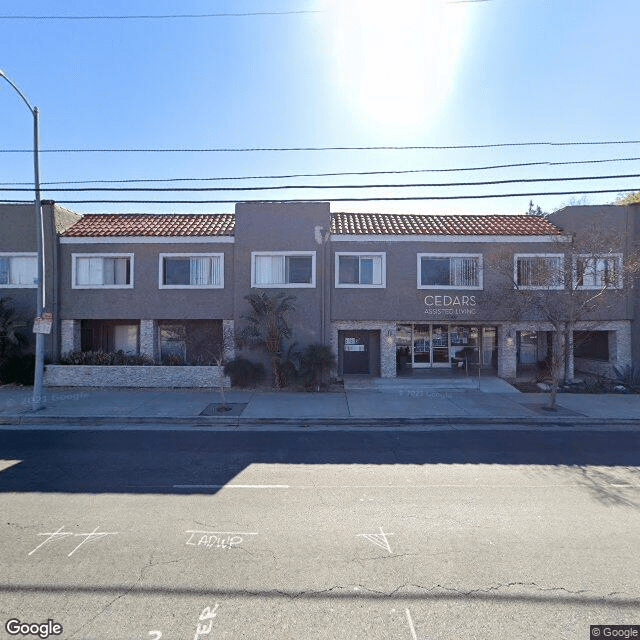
514, 253, 565, 290
71, 253, 135, 289
158, 253, 225, 289
335, 252, 386, 288
417, 253, 483, 290
251, 251, 316, 288
0, 252, 38, 288
572, 253, 623, 290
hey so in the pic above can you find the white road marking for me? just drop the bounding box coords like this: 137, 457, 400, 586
28, 526, 71, 556
185, 530, 258, 535
357, 526, 393, 553
67, 526, 119, 557
405, 609, 418, 640
173, 484, 290, 489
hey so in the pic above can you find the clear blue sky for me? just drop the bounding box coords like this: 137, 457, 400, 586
1, 0, 639, 217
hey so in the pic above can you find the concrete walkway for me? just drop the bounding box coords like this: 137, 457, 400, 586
0, 382, 639, 429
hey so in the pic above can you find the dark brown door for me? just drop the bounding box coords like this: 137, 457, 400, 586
342, 331, 371, 374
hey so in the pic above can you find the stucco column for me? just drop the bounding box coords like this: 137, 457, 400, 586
222, 319, 235, 361
139, 320, 157, 360
613, 323, 632, 369
498, 324, 517, 381
60, 320, 80, 355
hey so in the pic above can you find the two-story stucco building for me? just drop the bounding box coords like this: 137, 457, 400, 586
2, 200, 638, 385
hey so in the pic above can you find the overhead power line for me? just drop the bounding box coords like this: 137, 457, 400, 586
3, 156, 640, 187
0, 10, 323, 20
7, 187, 637, 205
3, 173, 640, 193
2, 140, 640, 154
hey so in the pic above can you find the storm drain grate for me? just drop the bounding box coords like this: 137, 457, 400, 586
200, 403, 247, 416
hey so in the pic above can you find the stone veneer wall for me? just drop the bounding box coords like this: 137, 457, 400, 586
61, 320, 81, 354
330, 320, 397, 378
498, 320, 631, 381
45, 365, 230, 388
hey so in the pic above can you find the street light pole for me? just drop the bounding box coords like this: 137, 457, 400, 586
0, 69, 46, 409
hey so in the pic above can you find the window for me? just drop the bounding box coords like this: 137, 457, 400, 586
418, 254, 482, 289
574, 254, 622, 289
80, 320, 139, 354
336, 253, 385, 287
252, 252, 315, 287
73, 254, 133, 288
514, 254, 564, 289
574, 331, 609, 361
0, 253, 37, 287
160, 254, 223, 288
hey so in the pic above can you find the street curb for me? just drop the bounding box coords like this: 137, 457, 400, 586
1, 414, 640, 429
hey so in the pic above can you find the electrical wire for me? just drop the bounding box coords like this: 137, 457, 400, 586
3, 156, 640, 187
6, 186, 637, 204
3, 140, 640, 154
3, 173, 639, 193
0, 10, 323, 20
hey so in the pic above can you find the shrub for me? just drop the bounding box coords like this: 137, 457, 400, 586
223, 357, 265, 388
0, 353, 35, 385
59, 350, 154, 366
614, 364, 640, 392
299, 344, 336, 390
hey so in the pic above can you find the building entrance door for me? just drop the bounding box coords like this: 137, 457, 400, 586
431, 324, 450, 366
342, 331, 371, 374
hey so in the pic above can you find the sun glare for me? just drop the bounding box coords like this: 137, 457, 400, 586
329, 0, 468, 132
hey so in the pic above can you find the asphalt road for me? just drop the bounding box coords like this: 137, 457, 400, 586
1, 428, 639, 640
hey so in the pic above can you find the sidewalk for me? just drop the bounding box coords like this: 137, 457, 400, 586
0, 383, 639, 430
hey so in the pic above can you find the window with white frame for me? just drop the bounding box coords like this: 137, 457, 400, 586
418, 254, 482, 289
514, 254, 564, 289
574, 254, 622, 289
160, 254, 223, 288
72, 254, 133, 288
0, 253, 37, 287
336, 253, 385, 287
251, 252, 315, 287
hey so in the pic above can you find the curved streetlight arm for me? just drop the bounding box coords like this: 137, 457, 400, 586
0, 69, 36, 115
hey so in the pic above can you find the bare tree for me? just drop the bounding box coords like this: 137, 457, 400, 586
209, 322, 236, 412
485, 212, 640, 408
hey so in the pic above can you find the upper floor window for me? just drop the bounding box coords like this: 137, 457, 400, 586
251, 252, 315, 288
574, 254, 622, 289
72, 254, 133, 289
159, 253, 224, 288
336, 253, 385, 288
0, 253, 37, 288
514, 254, 564, 289
418, 254, 482, 289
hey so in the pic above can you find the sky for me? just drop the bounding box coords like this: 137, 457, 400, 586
1, 0, 640, 218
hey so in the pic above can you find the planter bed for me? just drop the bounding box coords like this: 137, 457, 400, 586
45, 365, 230, 388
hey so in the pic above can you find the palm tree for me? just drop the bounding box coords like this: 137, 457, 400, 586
239, 291, 296, 388
299, 344, 336, 390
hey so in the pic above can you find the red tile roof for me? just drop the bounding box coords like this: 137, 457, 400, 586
62, 212, 563, 238
61, 213, 235, 237
330, 213, 563, 236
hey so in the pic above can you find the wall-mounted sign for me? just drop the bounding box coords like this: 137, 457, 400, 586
33, 313, 53, 334
423, 294, 477, 317
344, 336, 366, 351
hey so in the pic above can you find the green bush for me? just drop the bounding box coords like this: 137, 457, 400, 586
59, 350, 155, 366
223, 357, 265, 388
299, 344, 336, 389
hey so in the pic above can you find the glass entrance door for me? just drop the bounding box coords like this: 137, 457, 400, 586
431, 324, 450, 366
412, 324, 431, 367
